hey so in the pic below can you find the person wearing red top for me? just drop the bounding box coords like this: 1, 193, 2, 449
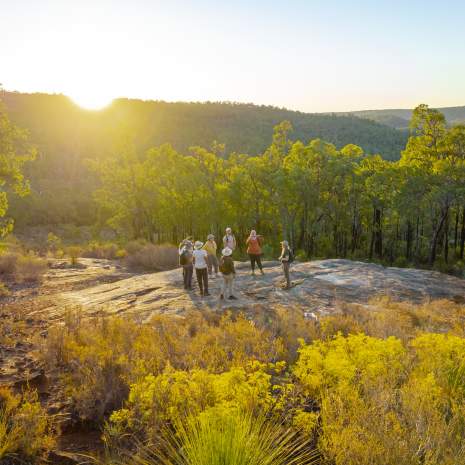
246, 230, 264, 275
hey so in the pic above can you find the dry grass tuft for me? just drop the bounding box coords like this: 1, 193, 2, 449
125, 243, 179, 271
0, 252, 48, 283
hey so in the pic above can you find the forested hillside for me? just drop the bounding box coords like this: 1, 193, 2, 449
348, 105, 465, 129
2, 91, 408, 228
2, 91, 407, 157
2, 92, 465, 271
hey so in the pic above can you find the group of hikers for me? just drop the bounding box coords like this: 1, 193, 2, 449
178, 227, 294, 299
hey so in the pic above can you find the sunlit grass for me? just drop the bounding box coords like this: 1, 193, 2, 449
105, 409, 318, 465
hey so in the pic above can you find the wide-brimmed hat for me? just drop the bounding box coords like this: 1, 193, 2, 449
225, 227, 232, 233
194, 241, 204, 249
280, 240, 289, 247
207, 234, 215, 240
222, 247, 233, 256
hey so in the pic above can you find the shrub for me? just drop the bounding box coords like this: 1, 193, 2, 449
0, 282, 9, 297
0, 387, 55, 463
0, 252, 47, 283
42, 311, 286, 425
0, 253, 18, 276
153, 408, 316, 465
46, 232, 61, 253
125, 243, 179, 271
15, 253, 48, 282
124, 239, 148, 255
293, 333, 465, 465
66, 246, 82, 266
82, 241, 120, 260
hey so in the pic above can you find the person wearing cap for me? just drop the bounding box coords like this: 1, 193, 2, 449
178, 236, 194, 290
203, 234, 219, 277
246, 229, 264, 275
222, 227, 237, 251
179, 236, 193, 251
193, 241, 210, 296
219, 247, 237, 300
279, 240, 292, 289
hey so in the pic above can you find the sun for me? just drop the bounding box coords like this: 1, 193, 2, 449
69, 91, 114, 110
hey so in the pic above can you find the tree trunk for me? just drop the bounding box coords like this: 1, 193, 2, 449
374, 208, 383, 258
454, 209, 459, 251
369, 208, 375, 260
428, 207, 448, 266
444, 209, 449, 263
460, 206, 465, 260
406, 220, 413, 261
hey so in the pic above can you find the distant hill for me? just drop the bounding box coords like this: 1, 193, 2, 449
345, 106, 465, 129
1, 91, 408, 159
1, 91, 409, 228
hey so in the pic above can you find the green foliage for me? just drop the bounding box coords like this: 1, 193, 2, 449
0, 387, 55, 463
3, 92, 407, 234
155, 409, 316, 465
3, 94, 465, 270
65, 245, 82, 265
0, 101, 35, 235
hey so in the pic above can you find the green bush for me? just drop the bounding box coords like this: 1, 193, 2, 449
0, 387, 55, 463
82, 241, 120, 260
154, 409, 316, 465
66, 246, 82, 266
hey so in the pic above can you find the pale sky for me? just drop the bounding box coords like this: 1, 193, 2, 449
1, 0, 465, 112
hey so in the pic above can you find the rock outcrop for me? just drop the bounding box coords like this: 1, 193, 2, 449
57, 259, 465, 321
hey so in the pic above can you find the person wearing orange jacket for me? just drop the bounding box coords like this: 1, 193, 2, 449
246, 230, 264, 275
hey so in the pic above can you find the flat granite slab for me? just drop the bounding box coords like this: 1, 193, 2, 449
56, 259, 465, 321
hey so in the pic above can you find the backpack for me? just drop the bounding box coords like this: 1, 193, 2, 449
179, 249, 189, 265
288, 248, 295, 264
219, 257, 228, 274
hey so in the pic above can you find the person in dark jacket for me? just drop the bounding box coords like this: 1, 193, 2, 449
279, 240, 292, 289
179, 237, 194, 290
219, 247, 237, 300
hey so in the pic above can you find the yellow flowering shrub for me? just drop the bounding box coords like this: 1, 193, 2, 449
0, 387, 55, 463
293, 332, 465, 465
293, 333, 406, 398
108, 362, 276, 442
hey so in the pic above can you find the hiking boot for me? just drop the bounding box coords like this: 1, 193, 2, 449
260, 269, 265, 275
228, 295, 238, 300
204, 292, 211, 296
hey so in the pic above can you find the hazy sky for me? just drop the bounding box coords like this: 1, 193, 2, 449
2, 0, 464, 111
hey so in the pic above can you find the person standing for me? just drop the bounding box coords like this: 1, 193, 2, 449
279, 240, 293, 289
179, 237, 194, 290
178, 236, 193, 251
203, 234, 219, 277
193, 241, 210, 296
223, 227, 237, 251
219, 247, 237, 300
246, 230, 264, 275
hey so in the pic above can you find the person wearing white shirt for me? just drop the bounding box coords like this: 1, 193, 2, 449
222, 227, 237, 251
193, 241, 210, 296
